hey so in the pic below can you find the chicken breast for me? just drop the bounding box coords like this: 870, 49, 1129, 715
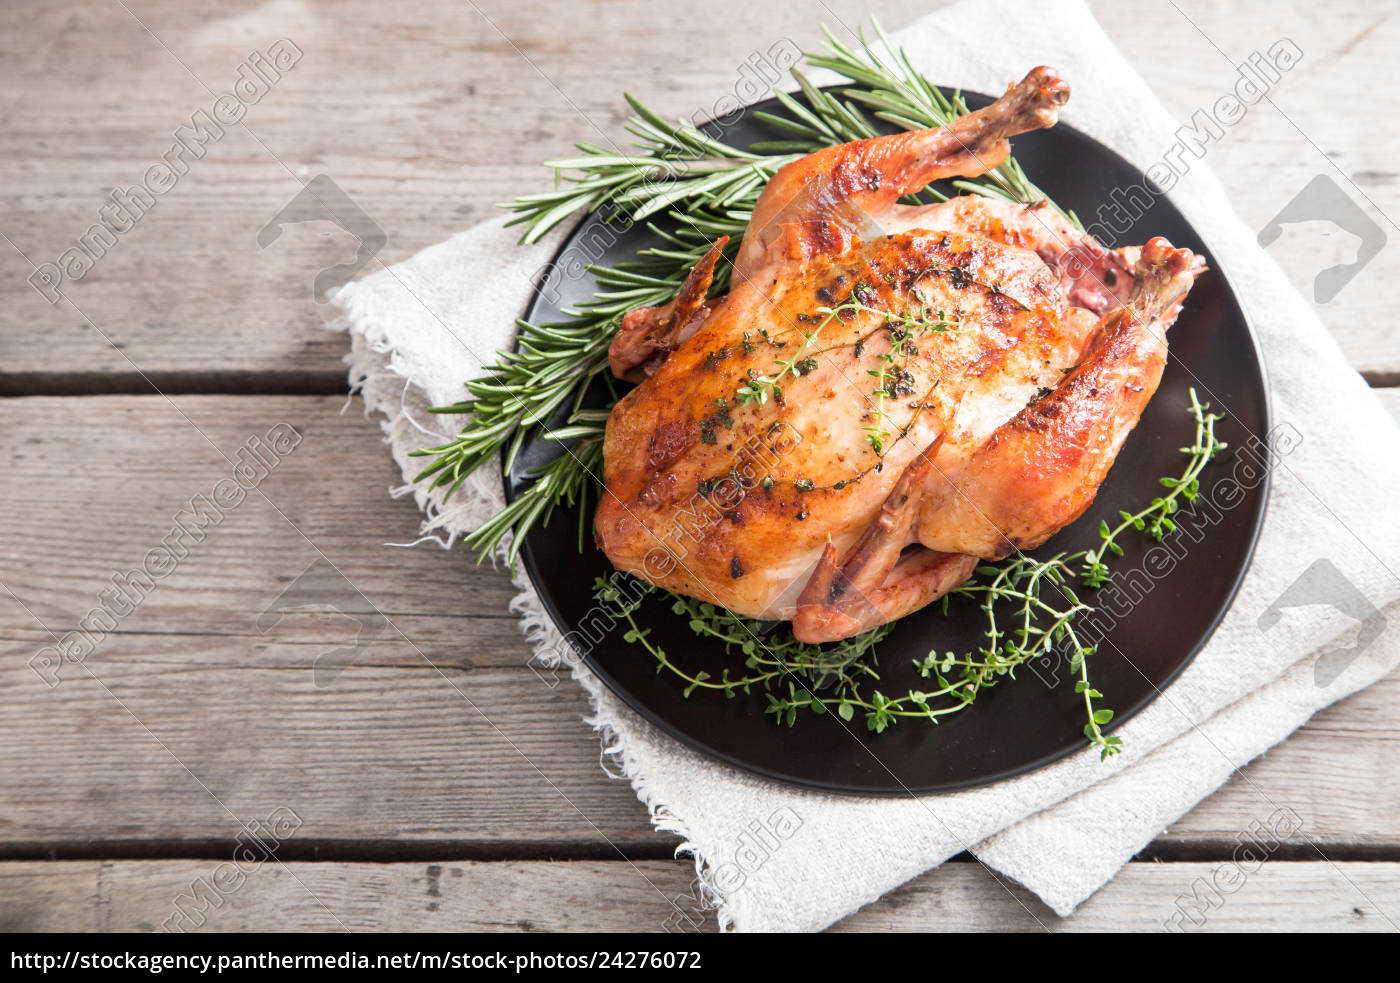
594, 67, 1202, 642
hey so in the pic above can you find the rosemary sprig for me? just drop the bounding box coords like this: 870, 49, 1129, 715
504, 93, 795, 244
759, 22, 1079, 227
413, 19, 1075, 563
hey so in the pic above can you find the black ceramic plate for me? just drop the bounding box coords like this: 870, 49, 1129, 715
506, 88, 1270, 795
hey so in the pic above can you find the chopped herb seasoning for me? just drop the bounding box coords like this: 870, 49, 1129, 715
707, 408, 733, 430
881, 366, 917, 398
703, 346, 731, 369
450, 28, 1136, 762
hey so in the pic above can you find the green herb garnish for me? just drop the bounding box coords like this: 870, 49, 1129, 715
598, 391, 1226, 757
414, 16, 1213, 756
411, 19, 1071, 565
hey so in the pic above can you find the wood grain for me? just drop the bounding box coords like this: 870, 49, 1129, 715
2, 859, 1396, 932
1, 394, 1396, 853
1, 0, 1397, 933
0, 0, 1395, 385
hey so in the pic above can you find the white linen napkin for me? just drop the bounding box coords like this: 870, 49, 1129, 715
331, 0, 1400, 931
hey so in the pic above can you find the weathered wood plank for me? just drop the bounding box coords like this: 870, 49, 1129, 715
0, 395, 520, 643
0, 657, 657, 849
0, 394, 654, 847
0, 0, 1394, 383
832, 860, 1400, 932
0, 393, 1397, 851
1, 859, 1396, 932
0, 648, 1394, 850
1093, 1, 1400, 382
1161, 677, 1400, 849
0, 0, 933, 386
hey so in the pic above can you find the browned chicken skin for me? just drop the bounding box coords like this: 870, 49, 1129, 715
594, 67, 1203, 643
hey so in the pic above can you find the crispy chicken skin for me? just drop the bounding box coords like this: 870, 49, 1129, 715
594, 67, 1203, 642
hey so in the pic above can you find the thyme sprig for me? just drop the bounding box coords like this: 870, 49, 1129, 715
595, 578, 888, 710
835, 298, 961, 453
600, 390, 1227, 756
413, 18, 1072, 562
947, 387, 1227, 758
1081, 388, 1227, 587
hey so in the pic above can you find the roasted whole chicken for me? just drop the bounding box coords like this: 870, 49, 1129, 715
594, 67, 1203, 643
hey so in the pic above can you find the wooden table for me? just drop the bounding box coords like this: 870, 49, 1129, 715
2, 0, 1397, 932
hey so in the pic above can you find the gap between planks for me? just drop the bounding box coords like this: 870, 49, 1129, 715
0, 370, 349, 398
2, 840, 1399, 866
